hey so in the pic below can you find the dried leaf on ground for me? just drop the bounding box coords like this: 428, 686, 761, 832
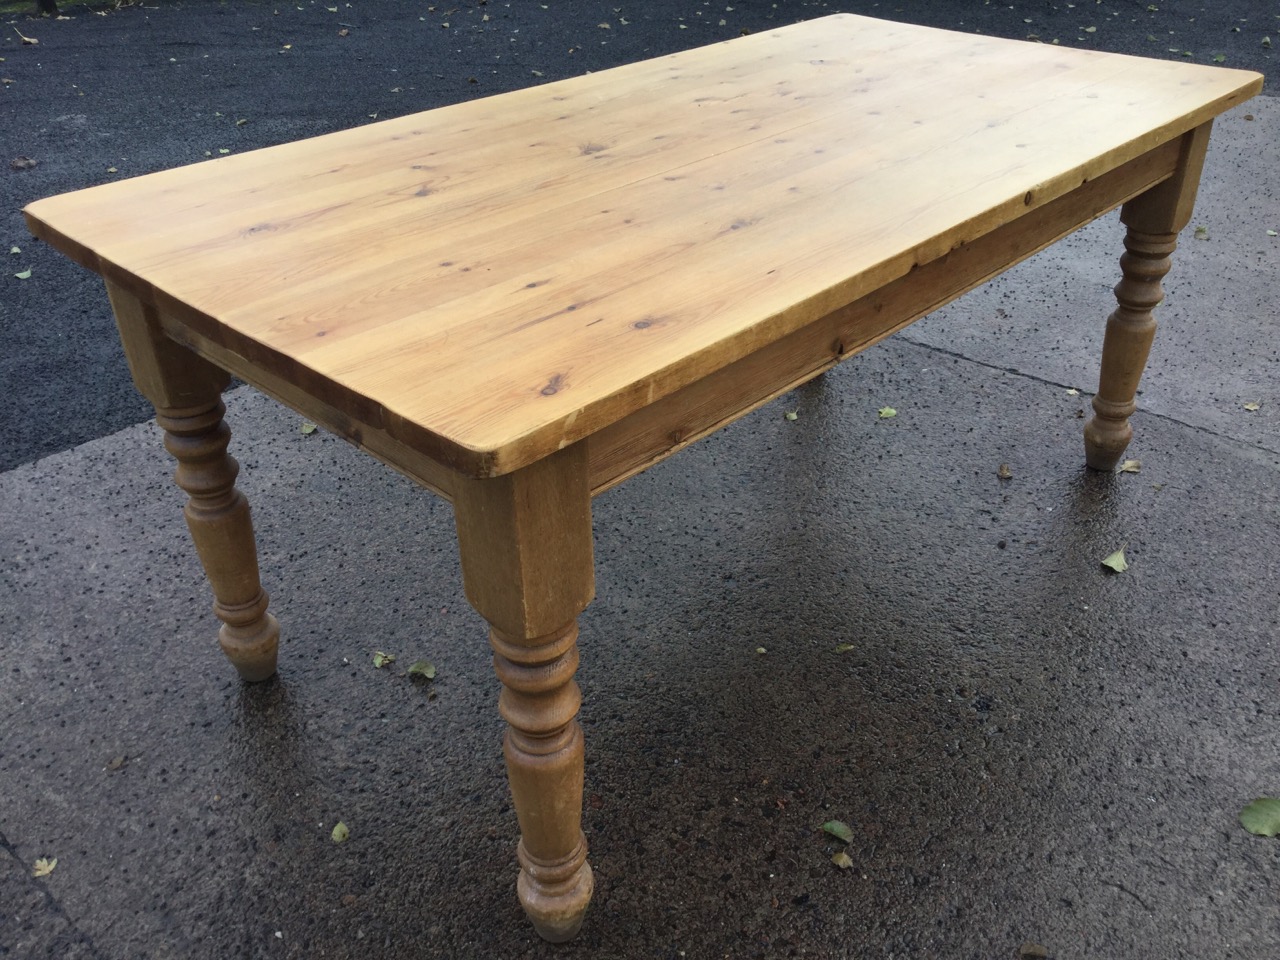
1119, 459, 1141, 473
372, 651, 396, 668
878, 407, 897, 419
1101, 549, 1128, 573
1240, 797, 1280, 836
831, 851, 853, 869
407, 660, 436, 679
784, 410, 798, 421
301, 421, 318, 434
822, 820, 854, 843
331, 822, 350, 843
1243, 402, 1261, 412
32, 857, 56, 877
834, 643, 855, 653
1193, 225, 1209, 240
997, 463, 1013, 480
14, 269, 32, 280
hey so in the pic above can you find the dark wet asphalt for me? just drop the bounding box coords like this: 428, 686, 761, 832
2, 2, 1278, 958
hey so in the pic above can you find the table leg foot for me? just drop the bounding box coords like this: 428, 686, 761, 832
491, 622, 593, 941
158, 399, 280, 682
1083, 122, 1211, 472
518, 846, 594, 943
454, 444, 595, 942
1083, 226, 1176, 471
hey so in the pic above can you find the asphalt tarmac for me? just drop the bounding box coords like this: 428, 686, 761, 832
2, 2, 1277, 958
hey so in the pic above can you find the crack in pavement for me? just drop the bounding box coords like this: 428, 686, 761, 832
898, 334, 1280, 464
0, 829, 109, 960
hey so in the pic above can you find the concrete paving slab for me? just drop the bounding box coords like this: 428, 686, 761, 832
3, 334, 1279, 958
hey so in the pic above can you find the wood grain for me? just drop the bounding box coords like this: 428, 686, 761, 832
25, 15, 1262, 477
452, 444, 594, 941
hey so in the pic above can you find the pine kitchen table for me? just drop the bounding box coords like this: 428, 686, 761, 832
24, 14, 1262, 942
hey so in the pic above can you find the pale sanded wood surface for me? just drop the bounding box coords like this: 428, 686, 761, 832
24, 14, 1261, 477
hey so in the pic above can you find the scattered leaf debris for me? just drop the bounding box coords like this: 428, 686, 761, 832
373, 651, 396, 668
1243, 401, 1261, 412
1018, 944, 1051, 960
1240, 797, 1280, 837
1101, 548, 1128, 573
331, 822, 350, 843
1193, 225, 1209, 241
755, 646, 767, 655
10, 156, 38, 171
32, 857, 56, 878
300, 421, 318, 435
877, 406, 897, 419
14, 27, 39, 45
822, 820, 854, 843
14, 269, 32, 280
1119, 459, 1141, 473
784, 410, 798, 421
831, 851, 854, 869
834, 643, 855, 653
997, 463, 1013, 480
407, 660, 436, 679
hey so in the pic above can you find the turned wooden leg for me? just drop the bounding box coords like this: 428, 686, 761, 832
1084, 122, 1212, 470
105, 279, 279, 681
453, 443, 595, 942
157, 399, 281, 681
1083, 226, 1176, 469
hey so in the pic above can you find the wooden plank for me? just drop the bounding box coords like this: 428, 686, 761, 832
587, 135, 1184, 494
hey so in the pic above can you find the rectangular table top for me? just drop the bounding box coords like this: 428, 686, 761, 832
25, 15, 1261, 477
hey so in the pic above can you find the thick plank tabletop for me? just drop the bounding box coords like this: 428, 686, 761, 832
25, 14, 1261, 477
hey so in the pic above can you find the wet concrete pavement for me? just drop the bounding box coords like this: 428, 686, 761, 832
2, 2, 1278, 958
